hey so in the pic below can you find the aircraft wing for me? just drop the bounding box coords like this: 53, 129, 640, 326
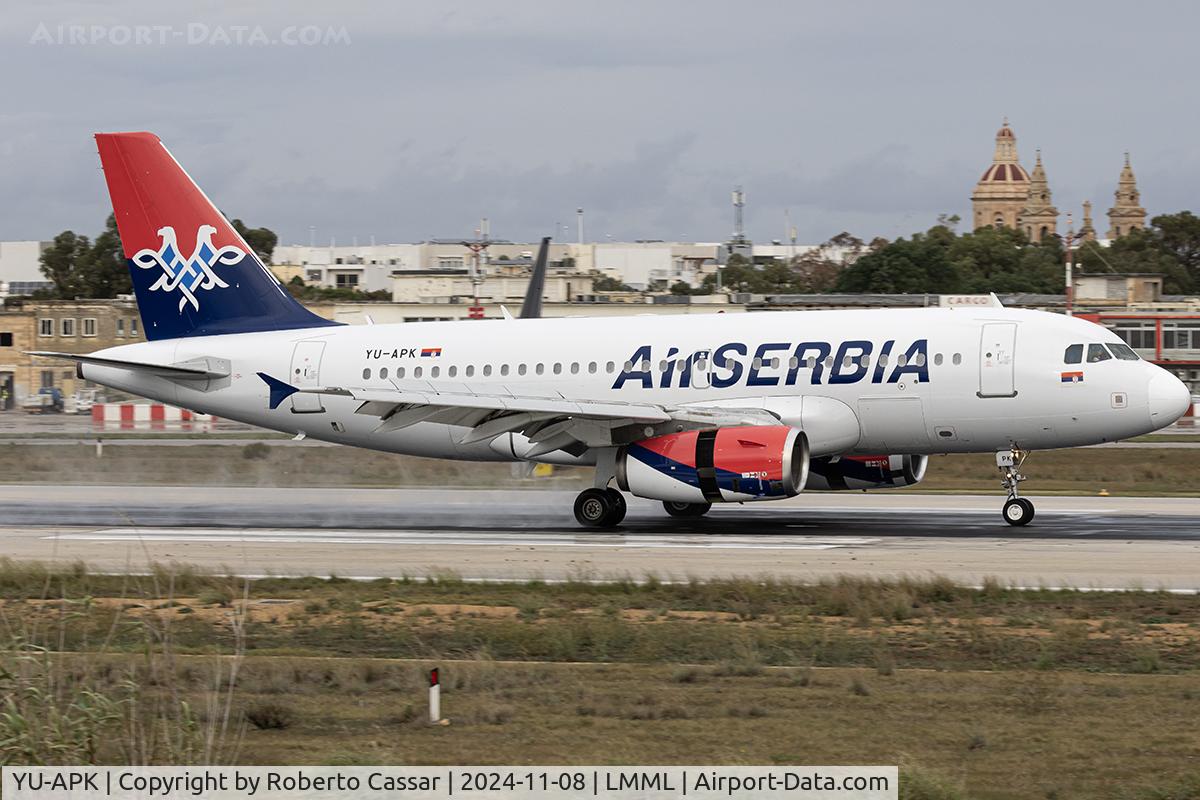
257, 373, 779, 455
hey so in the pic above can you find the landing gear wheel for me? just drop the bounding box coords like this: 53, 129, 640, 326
662, 500, 712, 519
1002, 497, 1033, 526
574, 488, 617, 528
605, 489, 627, 526
997, 447, 1034, 528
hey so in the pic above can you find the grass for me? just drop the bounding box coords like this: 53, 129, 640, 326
4, 442, 1200, 494
1, 560, 1198, 798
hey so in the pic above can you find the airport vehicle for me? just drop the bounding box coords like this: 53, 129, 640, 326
21, 386, 63, 414
32, 132, 1193, 527
67, 388, 103, 414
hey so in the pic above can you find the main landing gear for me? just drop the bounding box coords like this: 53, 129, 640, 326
662, 500, 711, 519
997, 447, 1035, 527
573, 487, 627, 528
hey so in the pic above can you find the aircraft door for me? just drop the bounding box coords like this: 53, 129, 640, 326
689, 347, 714, 389
978, 322, 1017, 398
289, 341, 326, 413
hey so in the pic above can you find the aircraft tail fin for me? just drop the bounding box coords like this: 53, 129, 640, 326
519, 237, 551, 319
94, 131, 338, 341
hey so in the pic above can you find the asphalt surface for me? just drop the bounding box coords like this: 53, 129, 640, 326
2, 486, 1199, 589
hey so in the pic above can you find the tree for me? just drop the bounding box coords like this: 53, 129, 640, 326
593, 275, 634, 292
669, 281, 692, 295
835, 223, 1066, 294
231, 218, 278, 264
39, 231, 91, 298
1076, 228, 1191, 293
80, 214, 132, 298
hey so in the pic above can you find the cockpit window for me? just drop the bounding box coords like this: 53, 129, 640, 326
1064, 344, 1083, 364
1108, 343, 1141, 361
1087, 343, 1112, 363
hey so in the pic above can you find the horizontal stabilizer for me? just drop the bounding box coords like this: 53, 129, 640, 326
27, 351, 227, 379
257, 372, 299, 410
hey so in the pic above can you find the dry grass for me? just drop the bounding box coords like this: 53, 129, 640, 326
15, 653, 1184, 800
1, 560, 1198, 798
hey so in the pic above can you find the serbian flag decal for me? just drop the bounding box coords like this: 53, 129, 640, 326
420, 347, 442, 358
1061, 371, 1084, 383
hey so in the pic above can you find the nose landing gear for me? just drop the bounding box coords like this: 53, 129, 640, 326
997, 447, 1034, 526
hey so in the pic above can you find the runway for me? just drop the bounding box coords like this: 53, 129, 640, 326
2, 485, 1199, 590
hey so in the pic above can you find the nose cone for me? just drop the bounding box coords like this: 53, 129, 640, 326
1148, 370, 1192, 429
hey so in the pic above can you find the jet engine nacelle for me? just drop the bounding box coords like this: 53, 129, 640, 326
805, 454, 928, 490
616, 426, 809, 504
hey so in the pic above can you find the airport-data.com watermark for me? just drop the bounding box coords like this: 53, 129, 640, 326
29, 22, 351, 47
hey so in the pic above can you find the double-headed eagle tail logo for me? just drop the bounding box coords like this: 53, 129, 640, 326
131, 225, 247, 312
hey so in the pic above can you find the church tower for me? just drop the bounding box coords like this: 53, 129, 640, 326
972, 120, 1032, 231
1107, 153, 1147, 239
1079, 201, 1097, 242
1017, 150, 1058, 242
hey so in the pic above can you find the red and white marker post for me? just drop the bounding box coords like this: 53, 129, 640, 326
429, 668, 441, 724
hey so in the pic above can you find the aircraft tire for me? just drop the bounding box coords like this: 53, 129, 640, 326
574, 488, 616, 528
605, 489, 628, 526
1002, 498, 1033, 526
663, 500, 712, 519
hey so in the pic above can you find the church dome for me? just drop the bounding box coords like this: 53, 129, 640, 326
979, 162, 1030, 183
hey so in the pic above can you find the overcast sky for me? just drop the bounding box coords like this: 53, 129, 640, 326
2, 0, 1197, 247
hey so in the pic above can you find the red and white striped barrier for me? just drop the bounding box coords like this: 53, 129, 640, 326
91, 403, 217, 430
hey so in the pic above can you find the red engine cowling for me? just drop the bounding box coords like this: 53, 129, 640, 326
805, 454, 928, 490
616, 426, 809, 503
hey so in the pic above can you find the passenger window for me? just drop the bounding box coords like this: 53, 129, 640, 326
606, 361, 615, 373
952, 353, 962, 365
465, 365, 474, 377
1064, 344, 1083, 364
535, 363, 544, 375
788, 357, 799, 370
397, 367, 405, 379
500, 364, 509, 376
1108, 343, 1141, 361
570, 362, 579, 374
588, 362, 597, 374
933, 354, 943, 366
553, 363, 562, 375
1087, 344, 1112, 363
483, 365, 492, 376
413, 367, 421, 378
518, 364, 527, 376
379, 367, 389, 379
431, 366, 440, 378
362, 368, 371, 379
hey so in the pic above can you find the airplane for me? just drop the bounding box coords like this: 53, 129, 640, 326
32, 132, 1193, 529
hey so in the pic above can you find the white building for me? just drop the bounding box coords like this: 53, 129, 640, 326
0, 241, 52, 296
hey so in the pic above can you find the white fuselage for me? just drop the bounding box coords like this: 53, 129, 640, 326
80, 306, 1185, 462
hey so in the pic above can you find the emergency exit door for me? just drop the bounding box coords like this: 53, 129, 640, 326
978, 322, 1017, 398
289, 341, 326, 413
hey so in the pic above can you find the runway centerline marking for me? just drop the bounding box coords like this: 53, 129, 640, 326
46, 528, 882, 551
